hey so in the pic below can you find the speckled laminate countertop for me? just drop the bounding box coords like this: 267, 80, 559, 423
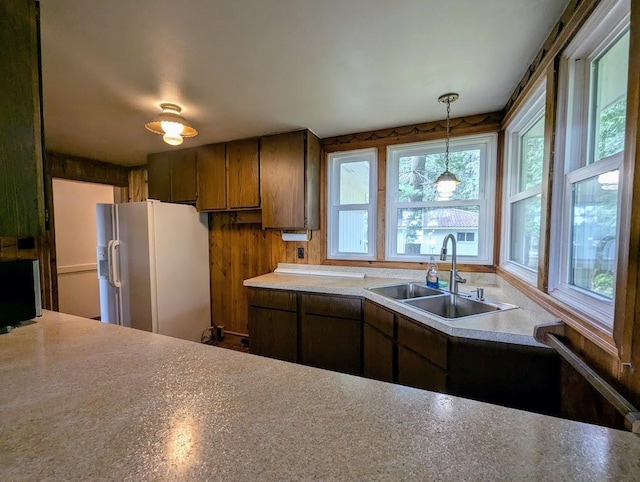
1, 311, 639, 481
243, 264, 558, 347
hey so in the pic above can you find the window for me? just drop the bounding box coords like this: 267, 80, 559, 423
457, 232, 475, 243
502, 81, 546, 285
327, 148, 377, 260
551, 0, 629, 329
386, 134, 497, 262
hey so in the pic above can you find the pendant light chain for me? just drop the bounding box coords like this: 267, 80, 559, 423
444, 98, 451, 172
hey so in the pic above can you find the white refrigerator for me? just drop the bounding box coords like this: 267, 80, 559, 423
96, 200, 211, 343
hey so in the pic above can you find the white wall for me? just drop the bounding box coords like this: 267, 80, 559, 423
53, 178, 114, 318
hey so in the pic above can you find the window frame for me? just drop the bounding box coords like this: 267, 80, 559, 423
549, 0, 630, 331
385, 133, 497, 264
326, 148, 377, 261
501, 80, 547, 286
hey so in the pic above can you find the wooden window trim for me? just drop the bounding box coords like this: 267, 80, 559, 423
322, 114, 502, 272
613, 1, 640, 364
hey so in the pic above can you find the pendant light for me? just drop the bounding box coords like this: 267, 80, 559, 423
145, 103, 198, 146
433, 93, 460, 200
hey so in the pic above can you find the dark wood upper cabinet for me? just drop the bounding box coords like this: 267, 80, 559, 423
226, 138, 260, 209
196, 143, 226, 211
259, 129, 320, 230
0, 1, 45, 237
196, 139, 260, 211
147, 148, 197, 203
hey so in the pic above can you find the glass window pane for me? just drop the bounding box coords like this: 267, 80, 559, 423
397, 149, 480, 202
591, 30, 629, 163
339, 161, 369, 204
509, 194, 541, 270
569, 173, 618, 298
519, 116, 545, 190
338, 210, 368, 253
395, 206, 479, 256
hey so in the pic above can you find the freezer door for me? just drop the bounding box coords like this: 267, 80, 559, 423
96, 203, 120, 324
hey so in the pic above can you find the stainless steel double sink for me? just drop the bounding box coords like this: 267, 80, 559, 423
367, 282, 518, 320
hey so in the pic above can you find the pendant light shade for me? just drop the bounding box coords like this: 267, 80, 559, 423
145, 103, 198, 146
434, 93, 460, 200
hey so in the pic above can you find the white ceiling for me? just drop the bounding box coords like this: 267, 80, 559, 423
40, 0, 569, 166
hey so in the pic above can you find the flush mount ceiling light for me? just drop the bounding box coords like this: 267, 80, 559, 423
433, 93, 461, 200
145, 103, 198, 146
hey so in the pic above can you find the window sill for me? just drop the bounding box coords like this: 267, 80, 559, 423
323, 258, 496, 273
497, 267, 619, 359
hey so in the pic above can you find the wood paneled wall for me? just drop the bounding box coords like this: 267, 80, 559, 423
208, 212, 323, 334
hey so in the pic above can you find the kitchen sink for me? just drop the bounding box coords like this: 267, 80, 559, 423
403, 294, 517, 319
368, 282, 443, 300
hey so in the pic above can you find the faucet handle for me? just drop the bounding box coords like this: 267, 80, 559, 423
455, 273, 467, 284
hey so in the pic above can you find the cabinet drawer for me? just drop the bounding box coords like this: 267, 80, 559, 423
300, 293, 362, 320
397, 315, 448, 370
363, 300, 394, 337
248, 288, 297, 312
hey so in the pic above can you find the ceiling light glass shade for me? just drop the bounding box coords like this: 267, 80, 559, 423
145, 103, 197, 146
434, 170, 460, 199
163, 133, 184, 146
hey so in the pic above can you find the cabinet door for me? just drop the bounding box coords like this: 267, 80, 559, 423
397, 346, 448, 393
363, 323, 394, 383
248, 306, 297, 362
148, 150, 196, 203
147, 152, 171, 201
300, 314, 362, 375
170, 149, 197, 203
196, 143, 226, 210
260, 131, 306, 229
300, 293, 362, 376
0, 1, 44, 237
226, 138, 260, 209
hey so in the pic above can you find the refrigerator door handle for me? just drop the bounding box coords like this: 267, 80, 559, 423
106, 240, 115, 287
110, 240, 122, 288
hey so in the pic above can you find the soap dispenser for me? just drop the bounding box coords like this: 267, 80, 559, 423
426, 256, 439, 289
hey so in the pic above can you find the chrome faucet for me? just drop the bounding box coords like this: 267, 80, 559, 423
440, 234, 466, 294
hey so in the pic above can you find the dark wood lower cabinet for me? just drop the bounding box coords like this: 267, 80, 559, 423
363, 299, 560, 416
248, 288, 298, 362
248, 289, 363, 375
300, 293, 362, 375
448, 338, 560, 415
249, 293, 560, 418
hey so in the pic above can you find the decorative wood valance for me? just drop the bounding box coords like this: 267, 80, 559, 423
322, 111, 503, 151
